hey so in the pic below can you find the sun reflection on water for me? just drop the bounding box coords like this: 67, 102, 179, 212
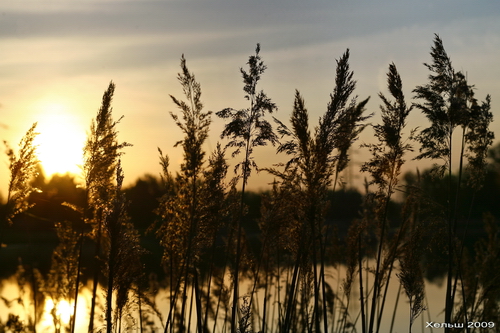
39, 298, 73, 331
38, 294, 89, 333
45, 299, 73, 325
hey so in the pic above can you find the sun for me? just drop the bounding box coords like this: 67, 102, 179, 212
34, 102, 86, 178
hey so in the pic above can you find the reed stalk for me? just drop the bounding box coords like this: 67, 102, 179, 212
83, 82, 131, 332
361, 62, 413, 333
217, 43, 278, 333
413, 35, 493, 331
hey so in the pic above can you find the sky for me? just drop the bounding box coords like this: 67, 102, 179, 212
1, 0, 500, 195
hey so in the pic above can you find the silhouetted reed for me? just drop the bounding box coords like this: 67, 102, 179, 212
1, 36, 499, 333
101, 161, 144, 333
3, 123, 39, 226
268, 49, 370, 333
1, 124, 40, 332
82, 81, 132, 333
155, 55, 232, 333
361, 62, 414, 333
397, 224, 425, 333
413, 34, 494, 331
217, 43, 278, 333
35, 220, 79, 333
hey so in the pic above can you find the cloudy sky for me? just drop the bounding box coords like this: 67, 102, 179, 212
1, 0, 500, 193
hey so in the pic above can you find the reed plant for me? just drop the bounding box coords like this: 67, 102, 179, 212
413, 35, 494, 331
155, 55, 232, 333
269, 49, 370, 333
83, 81, 131, 332
103, 161, 144, 333
360, 62, 414, 333
470, 213, 500, 325
34, 220, 79, 333
83, 84, 143, 332
2, 38, 500, 333
3, 123, 39, 226
198, 144, 230, 333
217, 43, 278, 333
397, 221, 425, 333
1, 124, 40, 332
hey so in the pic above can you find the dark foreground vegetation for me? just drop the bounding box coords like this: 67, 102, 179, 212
1, 35, 499, 333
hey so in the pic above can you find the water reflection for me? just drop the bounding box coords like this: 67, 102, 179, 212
1, 265, 446, 333
40, 298, 73, 331
1, 278, 92, 333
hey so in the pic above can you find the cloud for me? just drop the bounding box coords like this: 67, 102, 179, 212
3, 0, 498, 43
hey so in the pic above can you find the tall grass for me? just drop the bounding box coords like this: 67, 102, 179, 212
3, 123, 39, 226
1, 123, 39, 332
35, 220, 80, 333
1, 36, 499, 333
413, 34, 494, 331
156, 55, 231, 333
270, 49, 370, 333
83, 81, 131, 332
102, 161, 144, 333
216, 44, 278, 333
361, 62, 414, 333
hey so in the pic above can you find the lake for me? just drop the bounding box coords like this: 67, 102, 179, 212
0, 262, 449, 333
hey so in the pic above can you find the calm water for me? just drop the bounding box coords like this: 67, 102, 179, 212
0, 264, 446, 333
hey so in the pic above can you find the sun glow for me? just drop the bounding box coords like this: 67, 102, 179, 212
38, 291, 89, 333
34, 102, 86, 177
41, 298, 74, 329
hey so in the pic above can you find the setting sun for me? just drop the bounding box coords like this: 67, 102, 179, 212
34, 102, 86, 177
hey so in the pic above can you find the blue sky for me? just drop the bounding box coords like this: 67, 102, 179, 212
1, 0, 500, 192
